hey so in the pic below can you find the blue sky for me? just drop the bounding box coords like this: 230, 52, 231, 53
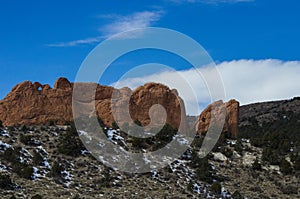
1, 0, 300, 114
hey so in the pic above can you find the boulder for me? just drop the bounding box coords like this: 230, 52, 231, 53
129, 83, 187, 131
212, 152, 228, 162
196, 99, 239, 138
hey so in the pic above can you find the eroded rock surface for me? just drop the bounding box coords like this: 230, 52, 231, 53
0, 78, 240, 137
0, 78, 187, 131
196, 99, 239, 138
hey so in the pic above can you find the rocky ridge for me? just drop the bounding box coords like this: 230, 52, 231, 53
239, 97, 300, 127
0, 78, 186, 131
0, 123, 298, 198
0, 78, 239, 137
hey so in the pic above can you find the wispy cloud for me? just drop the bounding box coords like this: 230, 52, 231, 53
100, 10, 164, 38
46, 36, 103, 47
112, 59, 300, 115
169, 0, 254, 4
47, 10, 164, 47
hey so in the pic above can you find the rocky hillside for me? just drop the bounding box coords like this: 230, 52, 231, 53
0, 121, 299, 198
239, 97, 300, 144
239, 97, 300, 127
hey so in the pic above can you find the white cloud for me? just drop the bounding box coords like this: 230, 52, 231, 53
47, 10, 164, 47
46, 36, 102, 47
112, 59, 300, 115
100, 11, 164, 39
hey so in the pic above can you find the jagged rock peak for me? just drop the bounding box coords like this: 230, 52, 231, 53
54, 77, 72, 89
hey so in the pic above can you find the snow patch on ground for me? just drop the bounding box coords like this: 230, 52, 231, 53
0, 130, 10, 137
61, 170, 73, 187
32, 167, 42, 180
0, 161, 8, 172
173, 134, 189, 145
143, 156, 151, 164
0, 140, 12, 150
105, 129, 127, 147
81, 150, 90, 155
37, 145, 49, 155
43, 160, 51, 169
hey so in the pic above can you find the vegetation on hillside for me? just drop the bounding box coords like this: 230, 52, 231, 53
239, 110, 300, 174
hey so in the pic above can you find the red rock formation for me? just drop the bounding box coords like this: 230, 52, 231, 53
196, 99, 239, 138
0, 78, 187, 131
0, 78, 74, 126
0, 77, 238, 137
129, 83, 187, 131
54, 77, 72, 89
